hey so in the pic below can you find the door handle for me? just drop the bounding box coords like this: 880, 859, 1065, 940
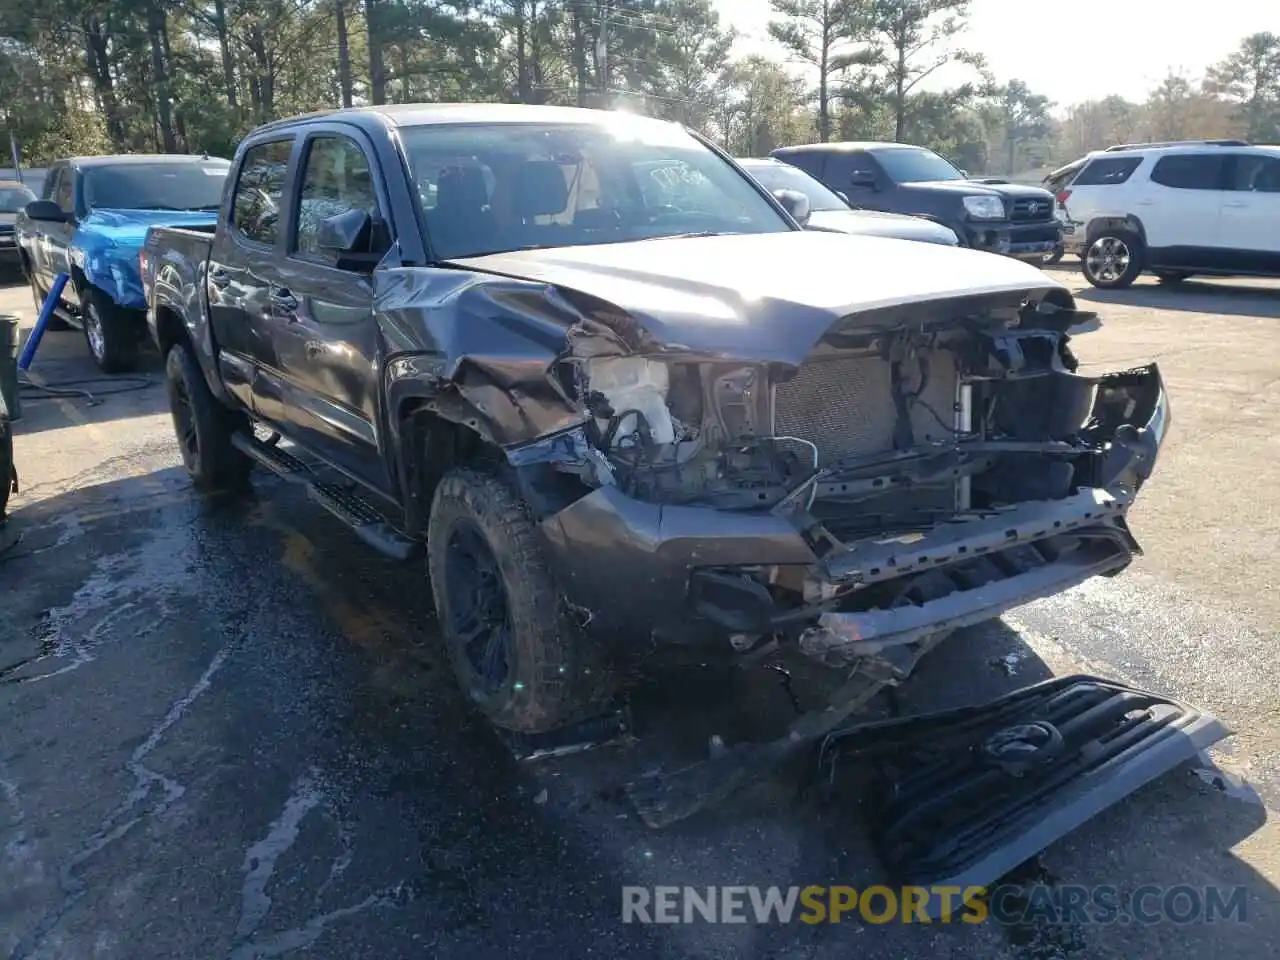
271, 289, 300, 314
208, 266, 231, 288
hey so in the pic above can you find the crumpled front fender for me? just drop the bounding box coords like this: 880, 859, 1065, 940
71, 229, 145, 310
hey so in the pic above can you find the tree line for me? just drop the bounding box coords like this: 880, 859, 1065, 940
0, 0, 1276, 176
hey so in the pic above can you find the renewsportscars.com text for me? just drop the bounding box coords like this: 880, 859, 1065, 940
621, 885, 1248, 925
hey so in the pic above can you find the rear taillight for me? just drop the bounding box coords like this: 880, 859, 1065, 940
1056, 189, 1071, 206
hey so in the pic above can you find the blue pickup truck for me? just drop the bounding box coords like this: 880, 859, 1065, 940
15, 154, 231, 372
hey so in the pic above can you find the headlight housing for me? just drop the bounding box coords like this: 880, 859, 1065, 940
583, 356, 676, 445
963, 195, 1005, 220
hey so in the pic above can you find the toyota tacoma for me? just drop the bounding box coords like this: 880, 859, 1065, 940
16, 154, 231, 371
142, 105, 1168, 760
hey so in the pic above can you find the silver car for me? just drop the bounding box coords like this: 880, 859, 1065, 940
736, 157, 959, 246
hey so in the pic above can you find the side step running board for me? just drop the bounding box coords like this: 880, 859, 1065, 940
819, 675, 1229, 918
231, 432, 418, 561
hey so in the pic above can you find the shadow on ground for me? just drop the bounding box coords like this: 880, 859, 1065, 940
1074, 279, 1280, 320
0, 468, 1274, 958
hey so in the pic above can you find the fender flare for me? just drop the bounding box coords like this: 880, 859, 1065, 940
1085, 215, 1147, 247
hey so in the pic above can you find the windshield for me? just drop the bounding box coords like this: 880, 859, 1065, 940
873, 147, 966, 184
0, 185, 36, 212
738, 162, 848, 211
82, 161, 231, 211
399, 119, 791, 259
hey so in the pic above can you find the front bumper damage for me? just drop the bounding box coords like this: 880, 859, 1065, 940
538, 361, 1169, 663
541, 361, 1170, 828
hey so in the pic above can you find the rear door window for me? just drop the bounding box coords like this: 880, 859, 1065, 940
41, 166, 60, 201
231, 139, 293, 246
1227, 154, 1280, 193
1072, 157, 1142, 186
1149, 154, 1225, 190
53, 167, 74, 211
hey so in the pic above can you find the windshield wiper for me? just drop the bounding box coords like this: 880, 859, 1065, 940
638, 230, 728, 241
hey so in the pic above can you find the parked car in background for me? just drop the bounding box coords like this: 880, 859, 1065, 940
1041, 158, 1088, 263
1060, 139, 1280, 288
736, 157, 958, 245
15, 154, 231, 371
0, 168, 47, 200
771, 141, 1061, 263
0, 180, 38, 271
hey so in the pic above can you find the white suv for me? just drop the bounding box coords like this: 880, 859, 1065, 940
1056, 139, 1280, 288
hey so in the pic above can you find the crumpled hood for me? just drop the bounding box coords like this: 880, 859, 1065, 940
806, 209, 958, 245
449, 231, 1062, 366
73, 208, 218, 309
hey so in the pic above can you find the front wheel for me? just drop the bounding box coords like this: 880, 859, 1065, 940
427, 466, 614, 733
164, 342, 252, 492
79, 287, 139, 373
1082, 230, 1144, 289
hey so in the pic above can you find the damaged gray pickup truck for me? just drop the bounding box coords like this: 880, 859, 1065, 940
144, 106, 1174, 825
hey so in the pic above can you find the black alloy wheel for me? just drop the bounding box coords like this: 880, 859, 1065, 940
443, 516, 513, 697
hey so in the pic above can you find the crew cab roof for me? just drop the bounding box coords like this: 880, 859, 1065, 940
57, 154, 230, 169
249, 102, 683, 138
774, 142, 923, 154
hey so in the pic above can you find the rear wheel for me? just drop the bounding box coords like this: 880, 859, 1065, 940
427, 466, 614, 733
1082, 230, 1144, 289
80, 287, 139, 373
165, 341, 252, 492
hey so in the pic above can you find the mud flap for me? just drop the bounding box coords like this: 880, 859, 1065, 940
818, 675, 1229, 917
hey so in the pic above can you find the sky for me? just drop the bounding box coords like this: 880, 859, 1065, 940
709, 0, 1276, 111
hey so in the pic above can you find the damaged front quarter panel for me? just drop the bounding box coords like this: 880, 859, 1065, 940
376, 265, 592, 452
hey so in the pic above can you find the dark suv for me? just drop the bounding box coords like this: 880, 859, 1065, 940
772, 142, 1061, 263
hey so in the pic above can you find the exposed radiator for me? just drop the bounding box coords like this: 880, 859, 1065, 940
773, 349, 961, 465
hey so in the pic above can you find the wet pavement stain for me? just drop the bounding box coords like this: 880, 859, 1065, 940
0, 455, 1277, 958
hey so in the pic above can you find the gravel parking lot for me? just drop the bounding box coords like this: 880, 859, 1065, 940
2, 266, 1279, 959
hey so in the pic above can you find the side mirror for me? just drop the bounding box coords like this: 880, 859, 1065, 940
24, 199, 68, 222
849, 172, 878, 191
317, 209, 388, 271
772, 188, 811, 226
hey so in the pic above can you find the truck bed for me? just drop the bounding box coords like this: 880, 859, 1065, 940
142, 224, 215, 353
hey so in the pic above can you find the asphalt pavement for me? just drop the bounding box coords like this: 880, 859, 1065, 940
2, 267, 1279, 959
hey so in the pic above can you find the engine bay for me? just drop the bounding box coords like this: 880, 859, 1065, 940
564, 297, 1126, 542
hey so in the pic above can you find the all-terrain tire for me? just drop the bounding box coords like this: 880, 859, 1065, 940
165, 341, 253, 492
79, 286, 139, 373
1082, 229, 1144, 289
427, 466, 614, 733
